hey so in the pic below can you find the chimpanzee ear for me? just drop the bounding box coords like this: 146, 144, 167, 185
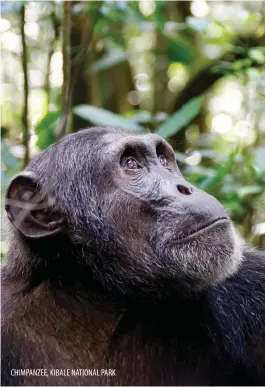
5, 171, 64, 239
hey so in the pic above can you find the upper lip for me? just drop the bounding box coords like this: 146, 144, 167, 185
176, 217, 229, 242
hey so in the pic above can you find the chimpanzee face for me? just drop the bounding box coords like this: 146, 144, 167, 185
5, 128, 243, 297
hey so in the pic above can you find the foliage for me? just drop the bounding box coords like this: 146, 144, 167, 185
1, 0, 265, 248
156, 97, 202, 139
73, 105, 144, 131
36, 111, 59, 149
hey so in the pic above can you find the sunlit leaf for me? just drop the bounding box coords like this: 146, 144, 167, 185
249, 48, 265, 64
73, 105, 145, 131
0, 241, 8, 261
154, 1, 165, 31
223, 199, 244, 214
1, 1, 23, 13
238, 186, 263, 198
212, 62, 234, 75
253, 147, 265, 171
197, 149, 224, 161
175, 151, 186, 163
1, 142, 18, 169
157, 97, 202, 139
167, 37, 194, 64
91, 50, 127, 73
200, 151, 238, 191
186, 17, 208, 33
233, 58, 252, 71
127, 110, 152, 124
1, 171, 14, 189
35, 111, 59, 149
185, 166, 216, 178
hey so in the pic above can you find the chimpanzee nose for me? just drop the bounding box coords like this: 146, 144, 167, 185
177, 184, 193, 195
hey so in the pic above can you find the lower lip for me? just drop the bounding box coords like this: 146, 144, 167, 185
176, 218, 229, 243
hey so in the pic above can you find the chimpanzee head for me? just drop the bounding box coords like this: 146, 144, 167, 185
5, 127, 243, 298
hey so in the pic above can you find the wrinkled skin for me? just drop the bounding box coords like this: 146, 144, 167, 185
17, 127, 242, 296
1, 127, 265, 386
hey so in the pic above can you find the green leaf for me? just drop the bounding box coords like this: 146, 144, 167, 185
91, 50, 127, 73
253, 147, 265, 171
200, 151, 237, 191
0, 241, 8, 261
1, 1, 23, 13
1, 143, 18, 169
127, 110, 152, 124
212, 62, 234, 75
185, 166, 216, 178
233, 58, 252, 71
1, 171, 14, 189
186, 17, 208, 33
175, 151, 186, 163
154, 0, 165, 31
73, 105, 145, 132
238, 186, 263, 199
249, 48, 265, 64
167, 37, 194, 64
157, 97, 202, 139
35, 111, 59, 149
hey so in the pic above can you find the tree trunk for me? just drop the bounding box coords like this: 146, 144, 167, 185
20, 4, 30, 167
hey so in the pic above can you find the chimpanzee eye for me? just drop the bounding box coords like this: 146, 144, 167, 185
122, 156, 141, 170
158, 154, 168, 168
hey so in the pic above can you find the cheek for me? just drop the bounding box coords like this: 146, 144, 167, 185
114, 172, 158, 202
103, 193, 148, 242
100, 197, 156, 272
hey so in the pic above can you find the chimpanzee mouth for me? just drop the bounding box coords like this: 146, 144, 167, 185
176, 217, 229, 243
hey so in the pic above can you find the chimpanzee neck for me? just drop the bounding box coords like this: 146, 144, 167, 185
3, 234, 221, 373
5, 231, 208, 311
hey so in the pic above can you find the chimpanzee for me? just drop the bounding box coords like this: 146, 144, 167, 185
1, 127, 265, 386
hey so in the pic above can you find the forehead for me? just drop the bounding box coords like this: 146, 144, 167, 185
101, 131, 170, 154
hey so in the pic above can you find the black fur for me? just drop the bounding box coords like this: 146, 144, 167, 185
1, 127, 265, 386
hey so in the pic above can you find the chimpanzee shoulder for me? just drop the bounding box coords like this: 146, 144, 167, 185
207, 247, 265, 383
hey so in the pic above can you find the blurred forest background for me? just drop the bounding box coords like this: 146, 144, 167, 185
1, 0, 265, 257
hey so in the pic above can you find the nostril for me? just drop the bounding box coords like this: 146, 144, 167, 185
177, 184, 193, 195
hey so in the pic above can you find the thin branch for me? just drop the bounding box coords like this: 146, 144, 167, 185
20, 4, 30, 167
56, 1, 72, 139
173, 38, 264, 113
173, 63, 222, 113
71, 1, 103, 69
170, 38, 265, 151
70, 2, 103, 99
57, 1, 103, 134
44, 8, 59, 107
